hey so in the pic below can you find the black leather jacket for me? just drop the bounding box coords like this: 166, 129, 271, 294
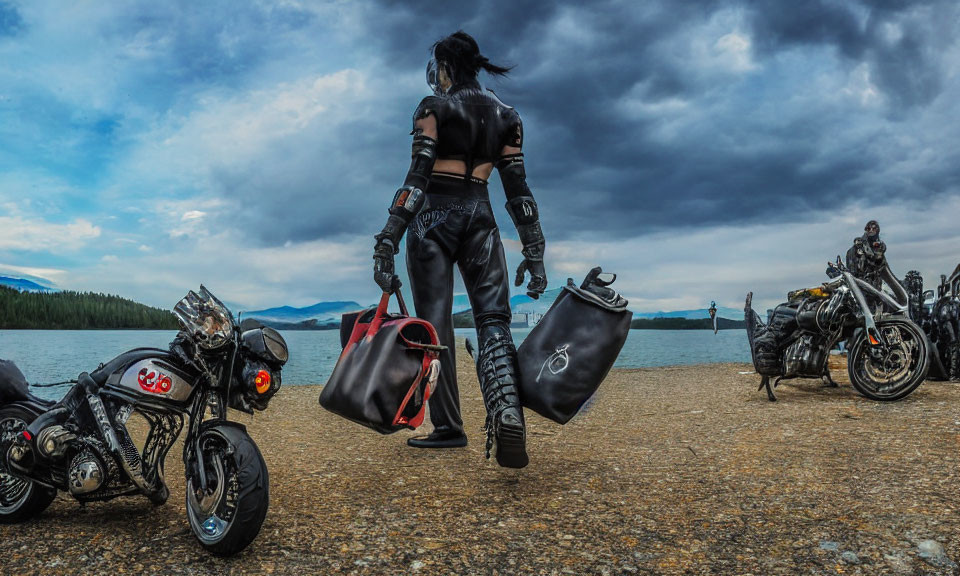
846, 234, 888, 288
413, 80, 522, 176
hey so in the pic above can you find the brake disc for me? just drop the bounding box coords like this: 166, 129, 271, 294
864, 327, 912, 384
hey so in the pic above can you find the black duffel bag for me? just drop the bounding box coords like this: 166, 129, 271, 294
320, 290, 444, 434
517, 267, 632, 424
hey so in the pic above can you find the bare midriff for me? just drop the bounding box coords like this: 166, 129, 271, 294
433, 159, 494, 182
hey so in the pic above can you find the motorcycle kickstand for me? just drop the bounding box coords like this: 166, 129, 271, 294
758, 375, 777, 402
821, 371, 839, 388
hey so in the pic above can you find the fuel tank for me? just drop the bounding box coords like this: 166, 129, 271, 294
97, 349, 198, 406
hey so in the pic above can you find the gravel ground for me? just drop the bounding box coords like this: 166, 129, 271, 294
2, 352, 959, 575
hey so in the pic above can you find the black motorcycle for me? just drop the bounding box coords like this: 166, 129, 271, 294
745, 258, 929, 401
0, 287, 287, 556
904, 268, 960, 381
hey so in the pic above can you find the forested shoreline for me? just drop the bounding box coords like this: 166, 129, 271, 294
0, 285, 745, 331
630, 317, 745, 330
0, 286, 179, 330
452, 310, 745, 330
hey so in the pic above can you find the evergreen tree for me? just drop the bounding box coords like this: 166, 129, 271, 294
0, 286, 180, 330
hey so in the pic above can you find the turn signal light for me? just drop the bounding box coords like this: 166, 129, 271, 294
254, 370, 271, 394
869, 334, 880, 346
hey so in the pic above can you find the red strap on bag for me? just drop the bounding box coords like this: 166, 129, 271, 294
338, 290, 442, 429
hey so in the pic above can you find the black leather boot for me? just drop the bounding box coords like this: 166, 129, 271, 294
476, 322, 528, 469
407, 426, 468, 448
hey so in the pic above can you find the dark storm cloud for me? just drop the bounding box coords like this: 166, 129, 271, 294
747, 0, 953, 108
303, 0, 957, 243
7, 0, 960, 309
141, 0, 959, 248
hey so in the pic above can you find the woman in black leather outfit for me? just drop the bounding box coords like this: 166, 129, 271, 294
372, 31, 547, 468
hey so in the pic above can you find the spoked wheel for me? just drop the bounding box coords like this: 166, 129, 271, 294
0, 407, 57, 523
185, 427, 269, 556
848, 319, 929, 401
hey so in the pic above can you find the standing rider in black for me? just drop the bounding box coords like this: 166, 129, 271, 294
845, 220, 908, 304
750, 219, 908, 376
372, 31, 547, 469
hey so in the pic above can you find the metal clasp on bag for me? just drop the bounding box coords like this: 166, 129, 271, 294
426, 358, 441, 395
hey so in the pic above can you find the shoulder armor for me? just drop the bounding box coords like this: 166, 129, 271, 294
484, 88, 512, 109
504, 108, 523, 148
412, 96, 441, 131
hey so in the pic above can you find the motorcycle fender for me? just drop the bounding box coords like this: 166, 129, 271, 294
194, 421, 265, 497
197, 420, 250, 453
4, 401, 47, 421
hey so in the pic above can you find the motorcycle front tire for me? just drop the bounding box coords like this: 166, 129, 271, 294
847, 319, 929, 401
185, 424, 269, 557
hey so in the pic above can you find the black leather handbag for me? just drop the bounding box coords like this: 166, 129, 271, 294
320, 290, 444, 434
517, 267, 632, 424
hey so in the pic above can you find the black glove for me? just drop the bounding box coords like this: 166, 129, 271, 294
372, 185, 425, 294
515, 243, 547, 299
504, 196, 547, 299
373, 240, 401, 293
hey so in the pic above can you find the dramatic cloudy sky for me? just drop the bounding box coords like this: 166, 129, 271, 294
1, 0, 958, 313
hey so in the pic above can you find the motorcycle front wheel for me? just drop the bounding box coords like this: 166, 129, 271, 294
848, 319, 929, 401
0, 406, 57, 523
185, 425, 269, 556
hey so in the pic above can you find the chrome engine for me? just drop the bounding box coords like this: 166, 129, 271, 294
68, 450, 105, 495
36, 425, 77, 459
783, 334, 830, 379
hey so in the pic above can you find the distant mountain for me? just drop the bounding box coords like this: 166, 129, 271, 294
511, 288, 563, 314
243, 300, 363, 324
256, 318, 340, 331
247, 292, 743, 330
451, 288, 565, 316
460, 286, 743, 321
452, 294, 472, 314
0, 276, 60, 294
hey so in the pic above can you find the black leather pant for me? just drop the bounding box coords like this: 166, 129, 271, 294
405, 177, 513, 434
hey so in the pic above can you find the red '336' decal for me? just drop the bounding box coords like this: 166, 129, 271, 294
138, 368, 172, 394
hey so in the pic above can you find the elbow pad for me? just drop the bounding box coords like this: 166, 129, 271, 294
496, 154, 532, 201
376, 131, 433, 253
376, 185, 425, 254
403, 131, 437, 191
505, 195, 545, 260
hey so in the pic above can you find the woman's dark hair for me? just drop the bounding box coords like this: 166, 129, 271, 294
432, 30, 512, 86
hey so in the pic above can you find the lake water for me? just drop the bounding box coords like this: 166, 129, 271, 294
0, 328, 751, 401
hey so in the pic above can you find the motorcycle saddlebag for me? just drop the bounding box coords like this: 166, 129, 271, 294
320, 291, 443, 434
0, 359, 30, 404
517, 267, 632, 424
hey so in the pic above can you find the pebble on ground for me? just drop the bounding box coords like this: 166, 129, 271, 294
2, 352, 959, 575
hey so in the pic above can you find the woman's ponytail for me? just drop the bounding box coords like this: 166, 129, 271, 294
433, 30, 513, 84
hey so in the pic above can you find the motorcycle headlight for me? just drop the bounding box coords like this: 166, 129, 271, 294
241, 327, 289, 365
233, 360, 281, 412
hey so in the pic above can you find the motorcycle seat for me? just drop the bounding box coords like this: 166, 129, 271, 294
0, 359, 56, 409
90, 348, 178, 387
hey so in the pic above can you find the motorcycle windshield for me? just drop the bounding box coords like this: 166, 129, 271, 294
173, 285, 234, 349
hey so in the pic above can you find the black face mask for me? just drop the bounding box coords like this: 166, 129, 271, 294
865, 224, 880, 243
